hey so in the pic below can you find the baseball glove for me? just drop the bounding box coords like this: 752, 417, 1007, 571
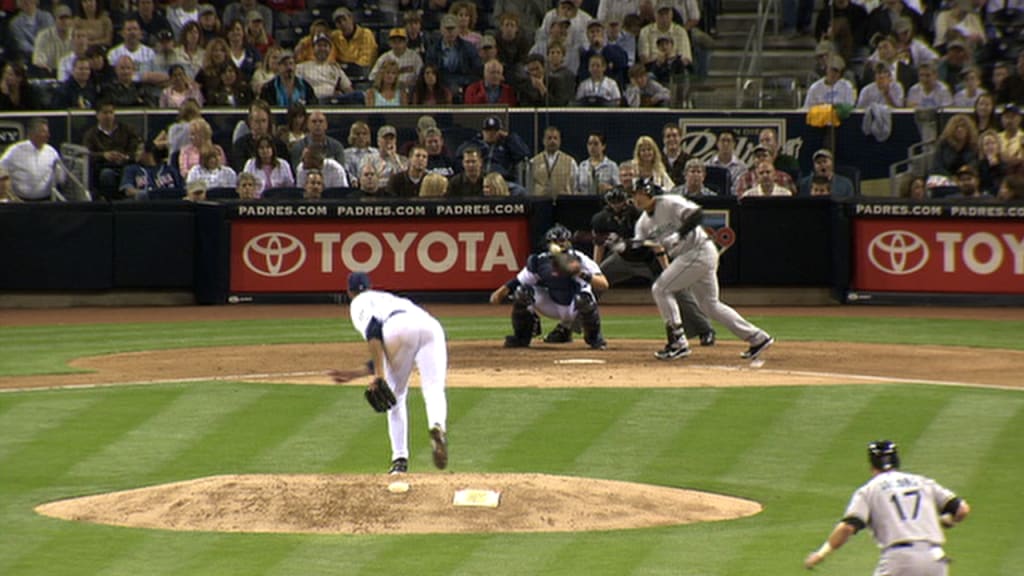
551, 248, 582, 277
365, 377, 397, 413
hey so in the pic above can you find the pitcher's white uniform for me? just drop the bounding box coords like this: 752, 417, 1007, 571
634, 193, 768, 343
350, 290, 448, 463
843, 470, 959, 576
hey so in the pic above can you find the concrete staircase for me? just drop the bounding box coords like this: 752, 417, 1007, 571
692, 0, 820, 109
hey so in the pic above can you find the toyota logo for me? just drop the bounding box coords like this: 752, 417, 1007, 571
868, 230, 929, 275
243, 232, 306, 277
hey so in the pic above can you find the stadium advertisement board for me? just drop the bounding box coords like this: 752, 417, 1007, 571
229, 217, 532, 292
851, 217, 1024, 294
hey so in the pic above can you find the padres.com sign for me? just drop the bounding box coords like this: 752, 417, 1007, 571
853, 219, 1024, 294
230, 219, 532, 292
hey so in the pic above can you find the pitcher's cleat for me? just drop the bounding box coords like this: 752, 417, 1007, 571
389, 457, 408, 475
429, 426, 448, 470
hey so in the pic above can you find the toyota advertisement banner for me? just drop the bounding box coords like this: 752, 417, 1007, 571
852, 218, 1024, 294
230, 218, 532, 292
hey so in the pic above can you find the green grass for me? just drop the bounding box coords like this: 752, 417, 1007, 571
1, 312, 1022, 575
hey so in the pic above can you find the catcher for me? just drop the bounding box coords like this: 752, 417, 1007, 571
489, 224, 609, 349
331, 271, 449, 475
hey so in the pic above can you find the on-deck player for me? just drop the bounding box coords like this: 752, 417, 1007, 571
804, 440, 971, 574
337, 271, 449, 475
630, 179, 774, 360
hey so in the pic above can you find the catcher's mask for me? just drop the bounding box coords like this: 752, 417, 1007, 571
604, 186, 629, 206
544, 224, 573, 251
347, 271, 372, 294
632, 178, 664, 196
868, 440, 900, 471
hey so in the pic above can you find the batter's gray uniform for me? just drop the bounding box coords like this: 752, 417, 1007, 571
843, 470, 959, 576
634, 193, 771, 352
350, 289, 448, 464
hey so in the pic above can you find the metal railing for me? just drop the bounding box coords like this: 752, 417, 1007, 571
735, 0, 784, 108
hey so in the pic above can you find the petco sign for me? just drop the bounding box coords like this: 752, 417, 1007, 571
231, 219, 531, 292
853, 219, 1024, 294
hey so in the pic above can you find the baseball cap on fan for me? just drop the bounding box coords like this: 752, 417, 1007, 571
347, 272, 372, 293
483, 116, 502, 130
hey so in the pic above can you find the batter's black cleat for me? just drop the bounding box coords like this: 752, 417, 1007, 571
699, 330, 716, 346
504, 335, 531, 348
655, 341, 692, 360
544, 325, 573, 343
741, 336, 775, 360
429, 426, 448, 470
586, 335, 608, 350
389, 458, 408, 475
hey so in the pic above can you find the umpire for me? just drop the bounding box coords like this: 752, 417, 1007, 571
590, 185, 716, 345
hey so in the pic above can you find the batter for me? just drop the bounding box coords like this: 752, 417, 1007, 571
804, 440, 971, 575
344, 272, 449, 474
630, 180, 773, 360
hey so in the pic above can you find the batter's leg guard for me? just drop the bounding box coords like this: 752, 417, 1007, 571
575, 292, 606, 350
505, 286, 538, 348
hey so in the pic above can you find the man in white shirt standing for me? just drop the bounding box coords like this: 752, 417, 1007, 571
0, 119, 65, 202
804, 54, 857, 108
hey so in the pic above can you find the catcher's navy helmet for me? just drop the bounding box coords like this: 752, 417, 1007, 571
545, 224, 573, 249
632, 177, 663, 196
604, 186, 628, 205
868, 440, 900, 471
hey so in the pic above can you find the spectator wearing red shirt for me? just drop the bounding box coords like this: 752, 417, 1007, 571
463, 60, 517, 106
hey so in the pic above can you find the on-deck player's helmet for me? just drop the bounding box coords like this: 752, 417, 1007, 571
545, 223, 573, 251
868, 440, 900, 471
632, 177, 664, 196
604, 186, 629, 206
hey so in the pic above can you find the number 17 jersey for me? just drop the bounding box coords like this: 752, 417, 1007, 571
843, 470, 958, 548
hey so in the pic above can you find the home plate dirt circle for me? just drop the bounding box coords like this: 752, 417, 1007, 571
36, 473, 761, 535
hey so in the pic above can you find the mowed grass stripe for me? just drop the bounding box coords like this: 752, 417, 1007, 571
260, 536, 408, 576
909, 391, 1024, 488
90, 532, 232, 576
0, 393, 102, 464
574, 389, 721, 482
149, 383, 343, 479
488, 389, 643, 475
958, 403, 1024, 573
447, 388, 563, 471
720, 387, 883, 492
249, 387, 366, 473
445, 534, 581, 576
62, 384, 272, 485
1, 524, 158, 576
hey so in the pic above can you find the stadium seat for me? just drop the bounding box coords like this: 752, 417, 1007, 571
835, 164, 861, 195
206, 187, 240, 200
704, 165, 733, 195
149, 187, 186, 200
322, 187, 359, 199
929, 185, 961, 199
263, 187, 304, 200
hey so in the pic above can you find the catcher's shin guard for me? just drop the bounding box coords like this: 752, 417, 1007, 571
509, 286, 539, 345
575, 292, 605, 349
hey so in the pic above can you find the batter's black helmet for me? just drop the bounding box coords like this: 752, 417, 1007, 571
632, 177, 663, 196
604, 186, 628, 205
868, 440, 900, 471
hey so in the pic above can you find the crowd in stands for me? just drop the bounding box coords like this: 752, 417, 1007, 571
0, 0, 722, 111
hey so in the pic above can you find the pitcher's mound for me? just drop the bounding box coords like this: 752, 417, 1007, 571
36, 473, 761, 534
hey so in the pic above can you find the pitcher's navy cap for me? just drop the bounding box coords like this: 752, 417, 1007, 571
347, 272, 372, 293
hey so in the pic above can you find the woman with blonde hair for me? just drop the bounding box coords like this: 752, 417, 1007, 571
483, 172, 510, 196
932, 113, 978, 176
977, 129, 1006, 195
632, 135, 674, 189
365, 60, 407, 107
154, 98, 202, 157
344, 121, 380, 178
196, 37, 230, 101
179, 118, 227, 177
251, 45, 283, 94
419, 172, 449, 197
187, 145, 238, 189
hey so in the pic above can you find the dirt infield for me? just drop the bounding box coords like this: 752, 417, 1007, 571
9, 304, 1022, 536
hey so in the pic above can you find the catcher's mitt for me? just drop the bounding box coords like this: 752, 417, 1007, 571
365, 377, 397, 413
550, 246, 582, 277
